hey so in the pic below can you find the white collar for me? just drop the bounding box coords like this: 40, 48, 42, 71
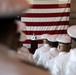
69, 48, 76, 61
50, 47, 57, 51
59, 52, 67, 56
44, 44, 50, 47
70, 48, 76, 52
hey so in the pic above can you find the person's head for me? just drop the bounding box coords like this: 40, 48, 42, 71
11, 22, 26, 51
57, 43, 71, 52
56, 35, 71, 52
47, 35, 58, 48
41, 34, 50, 45
0, 0, 32, 51
0, 18, 26, 51
67, 25, 76, 49
43, 39, 49, 44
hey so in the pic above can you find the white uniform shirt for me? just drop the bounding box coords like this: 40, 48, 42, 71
65, 48, 76, 75
45, 52, 67, 72
51, 52, 70, 75
37, 48, 59, 66
33, 44, 51, 63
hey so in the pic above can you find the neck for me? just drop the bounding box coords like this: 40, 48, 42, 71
72, 39, 76, 49
72, 46, 76, 49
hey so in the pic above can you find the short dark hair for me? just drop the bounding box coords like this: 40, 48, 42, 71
0, 17, 17, 40
48, 41, 58, 48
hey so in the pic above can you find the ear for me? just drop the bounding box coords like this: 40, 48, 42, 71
57, 45, 60, 51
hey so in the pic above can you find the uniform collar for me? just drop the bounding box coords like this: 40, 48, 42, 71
50, 47, 57, 51
70, 48, 76, 52
44, 44, 50, 47
59, 52, 67, 56
69, 48, 76, 61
